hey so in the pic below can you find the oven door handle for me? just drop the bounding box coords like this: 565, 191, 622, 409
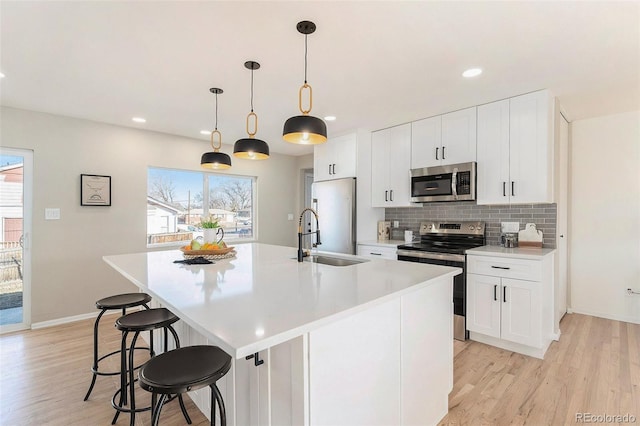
451, 168, 458, 200
397, 249, 465, 263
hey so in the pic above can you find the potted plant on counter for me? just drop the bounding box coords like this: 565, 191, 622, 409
200, 216, 224, 244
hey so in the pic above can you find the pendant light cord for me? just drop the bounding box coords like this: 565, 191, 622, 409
250, 67, 254, 113
304, 34, 308, 84
214, 92, 218, 131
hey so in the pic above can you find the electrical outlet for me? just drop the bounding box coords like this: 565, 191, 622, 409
393, 221, 399, 228
287, 213, 294, 221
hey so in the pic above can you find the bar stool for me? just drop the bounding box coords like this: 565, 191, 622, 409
111, 307, 189, 426
139, 345, 232, 426
84, 292, 152, 401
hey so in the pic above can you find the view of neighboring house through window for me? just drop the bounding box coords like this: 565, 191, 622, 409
147, 167, 255, 245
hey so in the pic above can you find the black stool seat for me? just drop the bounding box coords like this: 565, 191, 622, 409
84, 292, 152, 402
116, 308, 178, 332
139, 346, 232, 426
96, 293, 152, 310
140, 345, 232, 394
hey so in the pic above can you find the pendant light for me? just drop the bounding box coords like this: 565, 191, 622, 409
233, 61, 269, 160
283, 20, 327, 145
201, 88, 232, 170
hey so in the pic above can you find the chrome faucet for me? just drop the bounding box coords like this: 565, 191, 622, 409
298, 208, 321, 262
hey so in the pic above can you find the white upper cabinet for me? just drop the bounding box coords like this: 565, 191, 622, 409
371, 124, 413, 207
411, 107, 477, 170
314, 133, 357, 182
477, 90, 554, 205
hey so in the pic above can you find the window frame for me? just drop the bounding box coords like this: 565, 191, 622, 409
146, 166, 257, 249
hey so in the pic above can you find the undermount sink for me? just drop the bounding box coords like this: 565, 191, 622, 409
297, 255, 369, 267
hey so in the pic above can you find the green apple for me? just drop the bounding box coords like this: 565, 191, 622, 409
190, 239, 202, 250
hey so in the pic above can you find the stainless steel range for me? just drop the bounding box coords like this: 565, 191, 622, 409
397, 221, 486, 341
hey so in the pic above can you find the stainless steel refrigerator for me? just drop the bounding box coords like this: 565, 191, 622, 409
311, 177, 356, 255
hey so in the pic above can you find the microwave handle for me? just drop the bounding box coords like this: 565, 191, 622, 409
451, 169, 458, 199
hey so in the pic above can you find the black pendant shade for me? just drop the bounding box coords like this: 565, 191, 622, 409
201, 87, 232, 170
233, 137, 269, 159
283, 20, 327, 145
234, 60, 269, 160
201, 151, 232, 169
283, 114, 327, 145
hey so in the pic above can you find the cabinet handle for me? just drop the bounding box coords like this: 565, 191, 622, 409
329, 164, 332, 175
370, 252, 382, 256
503, 286, 507, 303
503, 182, 506, 197
385, 190, 388, 202
435, 147, 439, 160
511, 181, 515, 196
442, 146, 446, 159
245, 352, 264, 367
332, 164, 336, 175
390, 190, 394, 201
494, 284, 497, 301
491, 266, 510, 270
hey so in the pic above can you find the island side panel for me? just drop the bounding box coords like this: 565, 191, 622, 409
401, 275, 453, 425
308, 298, 402, 426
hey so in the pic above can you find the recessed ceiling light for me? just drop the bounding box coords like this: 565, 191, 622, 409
0, 72, 5, 78
132, 117, 146, 123
324, 116, 336, 121
200, 130, 210, 135
462, 68, 482, 78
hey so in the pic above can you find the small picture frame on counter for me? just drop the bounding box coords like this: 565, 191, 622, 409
81, 174, 111, 206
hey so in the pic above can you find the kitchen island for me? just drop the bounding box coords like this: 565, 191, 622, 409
104, 243, 460, 426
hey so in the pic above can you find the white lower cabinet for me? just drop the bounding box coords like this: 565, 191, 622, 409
466, 274, 541, 347
466, 251, 555, 359
356, 243, 397, 259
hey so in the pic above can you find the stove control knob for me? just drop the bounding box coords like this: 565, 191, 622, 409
427, 224, 432, 230
469, 225, 475, 230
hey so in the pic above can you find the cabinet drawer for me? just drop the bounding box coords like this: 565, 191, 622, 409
467, 255, 541, 282
357, 244, 397, 260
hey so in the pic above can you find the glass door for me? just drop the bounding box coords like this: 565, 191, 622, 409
0, 148, 32, 332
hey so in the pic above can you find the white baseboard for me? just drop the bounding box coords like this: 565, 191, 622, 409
31, 310, 121, 329
566, 307, 640, 325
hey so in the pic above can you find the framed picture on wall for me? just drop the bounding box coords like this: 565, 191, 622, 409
81, 174, 111, 206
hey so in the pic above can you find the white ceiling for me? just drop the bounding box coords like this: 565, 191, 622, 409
1, 1, 638, 156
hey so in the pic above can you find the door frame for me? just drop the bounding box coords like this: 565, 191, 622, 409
0, 147, 32, 333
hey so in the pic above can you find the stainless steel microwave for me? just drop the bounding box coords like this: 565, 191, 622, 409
410, 162, 477, 203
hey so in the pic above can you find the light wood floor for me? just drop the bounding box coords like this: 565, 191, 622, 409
0, 313, 638, 425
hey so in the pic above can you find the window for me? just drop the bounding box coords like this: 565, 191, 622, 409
147, 167, 255, 245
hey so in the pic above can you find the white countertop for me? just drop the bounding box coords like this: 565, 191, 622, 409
104, 243, 460, 359
466, 245, 556, 260
357, 239, 405, 247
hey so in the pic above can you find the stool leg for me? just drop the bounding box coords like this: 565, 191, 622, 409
151, 394, 168, 426
178, 393, 192, 424
210, 385, 216, 426
111, 328, 129, 425
212, 383, 226, 426
128, 331, 141, 426
83, 308, 106, 401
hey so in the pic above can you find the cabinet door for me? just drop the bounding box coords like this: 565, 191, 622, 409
313, 141, 333, 182
387, 123, 412, 207
371, 129, 390, 207
410, 116, 441, 169
314, 133, 357, 182
440, 107, 477, 165
466, 273, 501, 338
509, 90, 553, 203
476, 99, 511, 205
501, 278, 541, 347
330, 133, 357, 179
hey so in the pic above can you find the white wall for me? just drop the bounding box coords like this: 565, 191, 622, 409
569, 110, 640, 324
0, 106, 306, 323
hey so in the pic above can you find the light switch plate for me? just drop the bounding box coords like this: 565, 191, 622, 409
45, 208, 61, 220
287, 213, 294, 221
501, 221, 519, 233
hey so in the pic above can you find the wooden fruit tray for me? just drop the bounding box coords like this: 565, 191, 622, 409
180, 246, 235, 256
